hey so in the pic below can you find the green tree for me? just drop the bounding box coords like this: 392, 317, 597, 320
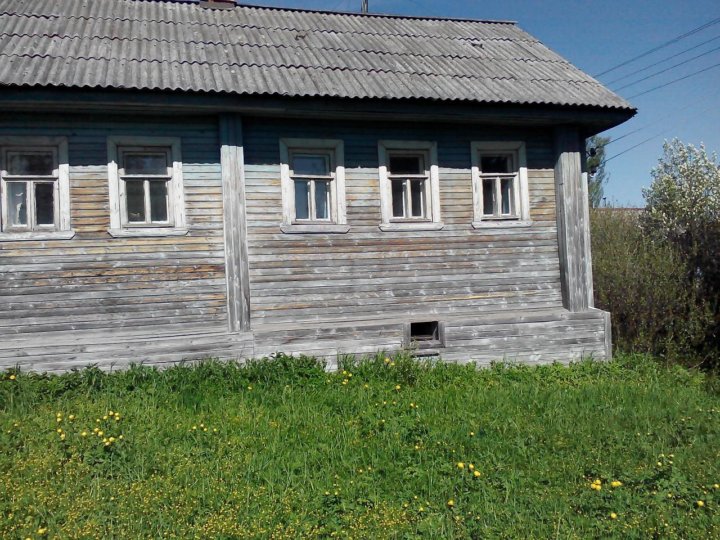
586, 135, 610, 208
641, 139, 720, 364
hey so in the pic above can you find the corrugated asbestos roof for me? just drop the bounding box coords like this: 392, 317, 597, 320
0, 0, 633, 111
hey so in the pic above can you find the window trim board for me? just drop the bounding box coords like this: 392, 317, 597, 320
378, 140, 442, 230
470, 141, 531, 226
0, 136, 72, 238
279, 138, 346, 233
107, 136, 186, 235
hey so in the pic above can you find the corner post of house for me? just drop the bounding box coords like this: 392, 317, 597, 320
219, 113, 251, 332
554, 126, 594, 312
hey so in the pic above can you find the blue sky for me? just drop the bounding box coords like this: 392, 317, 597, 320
246, 0, 720, 207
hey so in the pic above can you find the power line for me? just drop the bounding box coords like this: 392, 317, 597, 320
615, 43, 720, 91
594, 16, 720, 77
606, 34, 720, 85
605, 92, 720, 162
627, 61, 720, 98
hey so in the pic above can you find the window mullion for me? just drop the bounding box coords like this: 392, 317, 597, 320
27, 180, 36, 230
309, 180, 316, 221
494, 176, 501, 217
144, 179, 151, 225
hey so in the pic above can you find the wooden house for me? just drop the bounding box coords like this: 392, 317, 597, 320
0, 0, 635, 372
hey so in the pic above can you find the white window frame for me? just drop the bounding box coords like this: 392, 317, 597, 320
107, 136, 187, 237
378, 140, 442, 231
471, 141, 531, 228
0, 137, 74, 241
279, 138, 348, 234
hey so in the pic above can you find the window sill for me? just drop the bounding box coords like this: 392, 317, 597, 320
281, 224, 350, 234
471, 220, 533, 229
0, 230, 76, 242
379, 222, 444, 232
107, 227, 190, 238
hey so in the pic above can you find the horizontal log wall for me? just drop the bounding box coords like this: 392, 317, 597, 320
242, 118, 564, 326
0, 113, 609, 371
0, 114, 229, 349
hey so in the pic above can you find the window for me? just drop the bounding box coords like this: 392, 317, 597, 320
471, 142, 530, 227
0, 137, 73, 240
107, 137, 186, 237
378, 141, 442, 231
279, 139, 347, 233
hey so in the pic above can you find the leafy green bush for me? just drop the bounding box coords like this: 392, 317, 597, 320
591, 208, 714, 365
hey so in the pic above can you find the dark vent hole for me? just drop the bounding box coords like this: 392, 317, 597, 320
410, 321, 439, 342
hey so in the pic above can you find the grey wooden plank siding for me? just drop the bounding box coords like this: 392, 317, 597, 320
242, 118, 563, 326
0, 114, 229, 341
0, 113, 609, 372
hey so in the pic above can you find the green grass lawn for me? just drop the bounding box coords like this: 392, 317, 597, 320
1, 354, 719, 539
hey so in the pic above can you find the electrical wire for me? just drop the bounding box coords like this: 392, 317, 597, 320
628, 61, 720, 98
605, 92, 720, 162
594, 16, 720, 77
614, 44, 720, 91
606, 34, 720, 85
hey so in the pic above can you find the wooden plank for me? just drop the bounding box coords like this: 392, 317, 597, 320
554, 126, 594, 312
220, 113, 251, 333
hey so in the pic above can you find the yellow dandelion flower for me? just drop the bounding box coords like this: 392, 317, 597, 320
457, 462, 465, 469
447, 499, 454, 507
713, 484, 720, 490
384, 357, 391, 364
103, 415, 108, 420
56, 428, 63, 434
610, 512, 617, 520
109, 437, 116, 443
696, 500, 705, 508
473, 470, 481, 478
468, 464, 475, 471
394, 385, 401, 391
119, 435, 124, 440
8, 374, 16, 380
59, 434, 65, 441
109, 410, 114, 416
68, 415, 75, 421
611, 481, 622, 488
390, 362, 395, 367
98, 430, 104, 437
470, 431, 475, 436
81, 431, 88, 437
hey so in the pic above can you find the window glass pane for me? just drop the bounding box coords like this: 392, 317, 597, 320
294, 180, 310, 220
389, 155, 422, 175
149, 181, 168, 222
125, 180, 146, 222
7, 151, 54, 176
314, 180, 330, 220
482, 179, 495, 215
410, 179, 425, 218
292, 155, 329, 176
6, 182, 28, 226
123, 153, 168, 175
35, 183, 55, 225
501, 178, 514, 215
391, 179, 405, 218
481, 155, 511, 174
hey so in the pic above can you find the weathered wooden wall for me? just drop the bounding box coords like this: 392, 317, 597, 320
0, 114, 244, 371
242, 118, 563, 326
0, 113, 609, 372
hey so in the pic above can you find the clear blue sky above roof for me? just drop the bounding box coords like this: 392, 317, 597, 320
243, 0, 720, 207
